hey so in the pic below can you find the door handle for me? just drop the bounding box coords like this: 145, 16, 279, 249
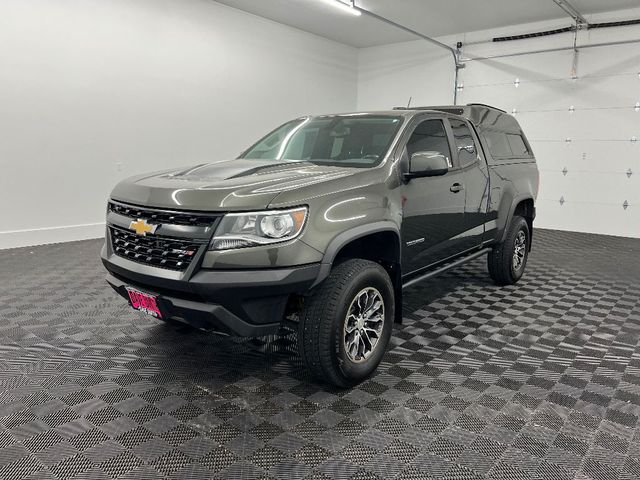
450, 183, 464, 193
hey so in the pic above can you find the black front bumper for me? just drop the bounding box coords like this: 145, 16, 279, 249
102, 248, 320, 336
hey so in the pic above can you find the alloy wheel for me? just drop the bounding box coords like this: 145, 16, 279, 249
513, 230, 527, 271
343, 287, 385, 363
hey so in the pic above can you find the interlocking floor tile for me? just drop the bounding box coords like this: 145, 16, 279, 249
0, 229, 639, 479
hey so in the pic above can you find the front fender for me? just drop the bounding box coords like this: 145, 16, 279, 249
310, 221, 401, 288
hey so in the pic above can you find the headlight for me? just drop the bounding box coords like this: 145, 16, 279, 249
209, 207, 308, 251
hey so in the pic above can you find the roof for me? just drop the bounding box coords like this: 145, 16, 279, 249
308, 104, 522, 134
393, 103, 522, 134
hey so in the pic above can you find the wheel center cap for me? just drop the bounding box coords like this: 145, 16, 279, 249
356, 316, 365, 330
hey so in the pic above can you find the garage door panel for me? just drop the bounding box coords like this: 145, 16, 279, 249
579, 43, 640, 77
462, 81, 577, 111
463, 50, 574, 84
536, 198, 638, 237
517, 109, 639, 140
540, 168, 635, 203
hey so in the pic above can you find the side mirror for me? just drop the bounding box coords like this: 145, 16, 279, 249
405, 151, 449, 180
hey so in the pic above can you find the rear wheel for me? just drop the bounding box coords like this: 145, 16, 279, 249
298, 259, 394, 387
488, 215, 530, 286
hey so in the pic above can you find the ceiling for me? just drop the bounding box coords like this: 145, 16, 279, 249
214, 0, 640, 47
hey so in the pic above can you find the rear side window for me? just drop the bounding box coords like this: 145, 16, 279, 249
482, 130, 532, 159
482, 130, 512, 158
449, 119, 478, 167
406, 119, 452, 166
506, 134, 531, 157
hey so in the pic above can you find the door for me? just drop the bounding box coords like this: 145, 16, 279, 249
401, 118, 468, 274
447, 118, 490, 249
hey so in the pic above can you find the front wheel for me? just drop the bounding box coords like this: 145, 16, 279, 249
488, 215, 530, 286
298, 259, 394, 387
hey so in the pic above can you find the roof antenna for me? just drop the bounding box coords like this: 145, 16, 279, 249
406, 96, 412, 108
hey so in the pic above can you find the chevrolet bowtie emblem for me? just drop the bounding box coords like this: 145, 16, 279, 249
129, 219, 158, 236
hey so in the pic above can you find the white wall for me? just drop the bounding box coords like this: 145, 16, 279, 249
0, 0, 357, 249
3, 2, 639, 249
358, 8, 640, 238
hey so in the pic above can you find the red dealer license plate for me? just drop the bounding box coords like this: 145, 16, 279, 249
126, 288, 163, 319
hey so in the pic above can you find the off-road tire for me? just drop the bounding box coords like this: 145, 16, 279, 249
298, 259, 394, 387
488, 215, 530, 286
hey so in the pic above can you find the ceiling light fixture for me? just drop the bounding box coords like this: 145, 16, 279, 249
318, 0, 361, 16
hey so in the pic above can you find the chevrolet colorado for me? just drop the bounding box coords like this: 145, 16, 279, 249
102, 104, 539, 387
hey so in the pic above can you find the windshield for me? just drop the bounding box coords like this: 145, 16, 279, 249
241, 115, 403, 167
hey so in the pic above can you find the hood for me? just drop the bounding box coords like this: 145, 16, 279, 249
110, 158, 362, 211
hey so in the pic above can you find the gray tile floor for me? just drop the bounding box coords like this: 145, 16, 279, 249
0, 229, 639, 479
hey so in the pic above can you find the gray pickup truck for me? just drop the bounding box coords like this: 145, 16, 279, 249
102, 104, 539, 386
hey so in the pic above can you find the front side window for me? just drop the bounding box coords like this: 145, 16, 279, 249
449, 119, 478, 167
242, 115, 402, 168
406, 119, 452, 167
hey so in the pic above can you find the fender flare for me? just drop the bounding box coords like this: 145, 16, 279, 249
500, 195, 535, 243
310, 221, 401, 288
